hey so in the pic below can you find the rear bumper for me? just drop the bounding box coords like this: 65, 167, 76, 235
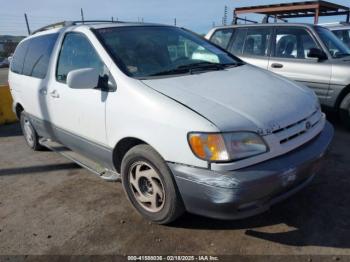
169, 121, 334, 220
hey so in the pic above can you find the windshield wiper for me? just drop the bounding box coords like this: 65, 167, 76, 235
149, 62, 242, 77
334, 52, 350, 58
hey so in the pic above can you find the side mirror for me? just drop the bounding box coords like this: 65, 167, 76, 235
307, 48, 328, 61
67, 68, 100, 89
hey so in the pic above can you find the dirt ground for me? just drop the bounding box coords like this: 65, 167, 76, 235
0, 112, 349, 257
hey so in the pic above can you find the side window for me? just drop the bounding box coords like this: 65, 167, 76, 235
22, 34, 58, 79
56, 33, 104, 83
274, 28, 318, 59
210, 29, 233, 49
242, 28, 271, 56
10, 40, 29, 74
228, 28, 246, 55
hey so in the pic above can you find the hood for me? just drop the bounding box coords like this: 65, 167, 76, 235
141, 65, 318, 133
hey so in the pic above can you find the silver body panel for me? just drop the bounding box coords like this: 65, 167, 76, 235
206, 23, 350, 109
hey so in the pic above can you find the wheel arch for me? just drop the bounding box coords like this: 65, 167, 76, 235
112, 137, 148, 173
14, 103, 24, 119
335, 84, 350, 110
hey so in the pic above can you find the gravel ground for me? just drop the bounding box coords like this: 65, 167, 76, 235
0, 113, 349, 258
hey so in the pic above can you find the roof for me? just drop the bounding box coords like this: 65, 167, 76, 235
320, 22, 350, 29
234, 1, 350, 24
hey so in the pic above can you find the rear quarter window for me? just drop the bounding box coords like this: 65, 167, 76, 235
22, 33, 58, 79
10, 40, 29, 74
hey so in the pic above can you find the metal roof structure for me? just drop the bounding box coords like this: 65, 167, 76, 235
233, 1, 350, 24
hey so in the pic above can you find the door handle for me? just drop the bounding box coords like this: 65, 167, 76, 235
271, 63, 284, 69
49, 90, 60, 98
39, 88, 47, 95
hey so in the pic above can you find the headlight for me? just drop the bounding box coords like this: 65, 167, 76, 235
188, 132, 268, 162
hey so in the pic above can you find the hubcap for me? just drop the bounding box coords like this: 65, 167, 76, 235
128, 161, 165, 213
23, 119, 34, 147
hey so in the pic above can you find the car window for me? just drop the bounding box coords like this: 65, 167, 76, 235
10, 40, 29, 74
242, 28, 271, 56
22, 33, 58, 79
228, 28, 246, 55
56, 33, 104, 83
210, 29, 233, 49
333, 29, 350, 48
274, 28, 318, 59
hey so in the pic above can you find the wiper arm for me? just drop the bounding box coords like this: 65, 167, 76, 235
149, 61, 243, 77
334, 53, 350, 58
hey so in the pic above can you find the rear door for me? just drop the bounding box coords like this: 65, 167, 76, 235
268, 27, 332, 104
227, 27, 272, 69
9, 34, 58, 122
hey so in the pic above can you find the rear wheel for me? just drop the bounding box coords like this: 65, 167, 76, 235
121, 144, 184, 224
339, 93, 350, 130
20, 112, 43, 151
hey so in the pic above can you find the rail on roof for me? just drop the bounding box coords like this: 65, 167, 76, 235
31, 20, 125, 35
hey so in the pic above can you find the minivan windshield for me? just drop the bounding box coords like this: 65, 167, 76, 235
95, 26, 242, 78
315, 26, 350, 58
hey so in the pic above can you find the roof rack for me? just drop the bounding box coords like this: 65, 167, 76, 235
31, 20, 124, 35
233, 0, 350, 25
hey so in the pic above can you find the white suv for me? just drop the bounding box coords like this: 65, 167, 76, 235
9, 21, 333, 223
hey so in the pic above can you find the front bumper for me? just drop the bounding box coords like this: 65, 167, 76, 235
169, 121, 334, 220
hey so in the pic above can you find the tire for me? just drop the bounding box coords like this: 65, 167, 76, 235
121, 144, 184, 224
20, 112, 44, 151
339, 93, 350, 130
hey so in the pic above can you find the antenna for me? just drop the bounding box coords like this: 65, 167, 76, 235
81, 8, 85, 24
24, 13, 31, 35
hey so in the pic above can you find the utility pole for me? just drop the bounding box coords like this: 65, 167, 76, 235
81, 8, 85, 23
223, 5, 228, 26
24, 13, 31, 35
174, 18, 177, 26
111, 16, 114, 22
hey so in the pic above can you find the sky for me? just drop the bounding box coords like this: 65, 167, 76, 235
1, 0, 350, 36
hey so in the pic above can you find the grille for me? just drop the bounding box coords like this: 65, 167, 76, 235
273, 109, 322, 144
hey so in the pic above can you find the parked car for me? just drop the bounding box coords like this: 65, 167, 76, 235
322, 22, 350, 48
0, 57, 9, 68
9, 22, 333, 223
206, 23, 350, 129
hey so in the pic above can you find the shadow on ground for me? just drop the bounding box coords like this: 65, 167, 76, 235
0, 122, 22, 137
0, 163, 81, 176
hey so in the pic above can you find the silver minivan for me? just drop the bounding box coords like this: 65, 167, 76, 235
9, 22, 333, 223
206, 23, 350, 128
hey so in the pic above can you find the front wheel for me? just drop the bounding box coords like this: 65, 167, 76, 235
121, 144, 184, 224
339, 93, 350, 130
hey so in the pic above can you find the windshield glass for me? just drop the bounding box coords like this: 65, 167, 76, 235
315, 26, 350, 58
332, 29, 350, 48
95, 26, 241, 78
